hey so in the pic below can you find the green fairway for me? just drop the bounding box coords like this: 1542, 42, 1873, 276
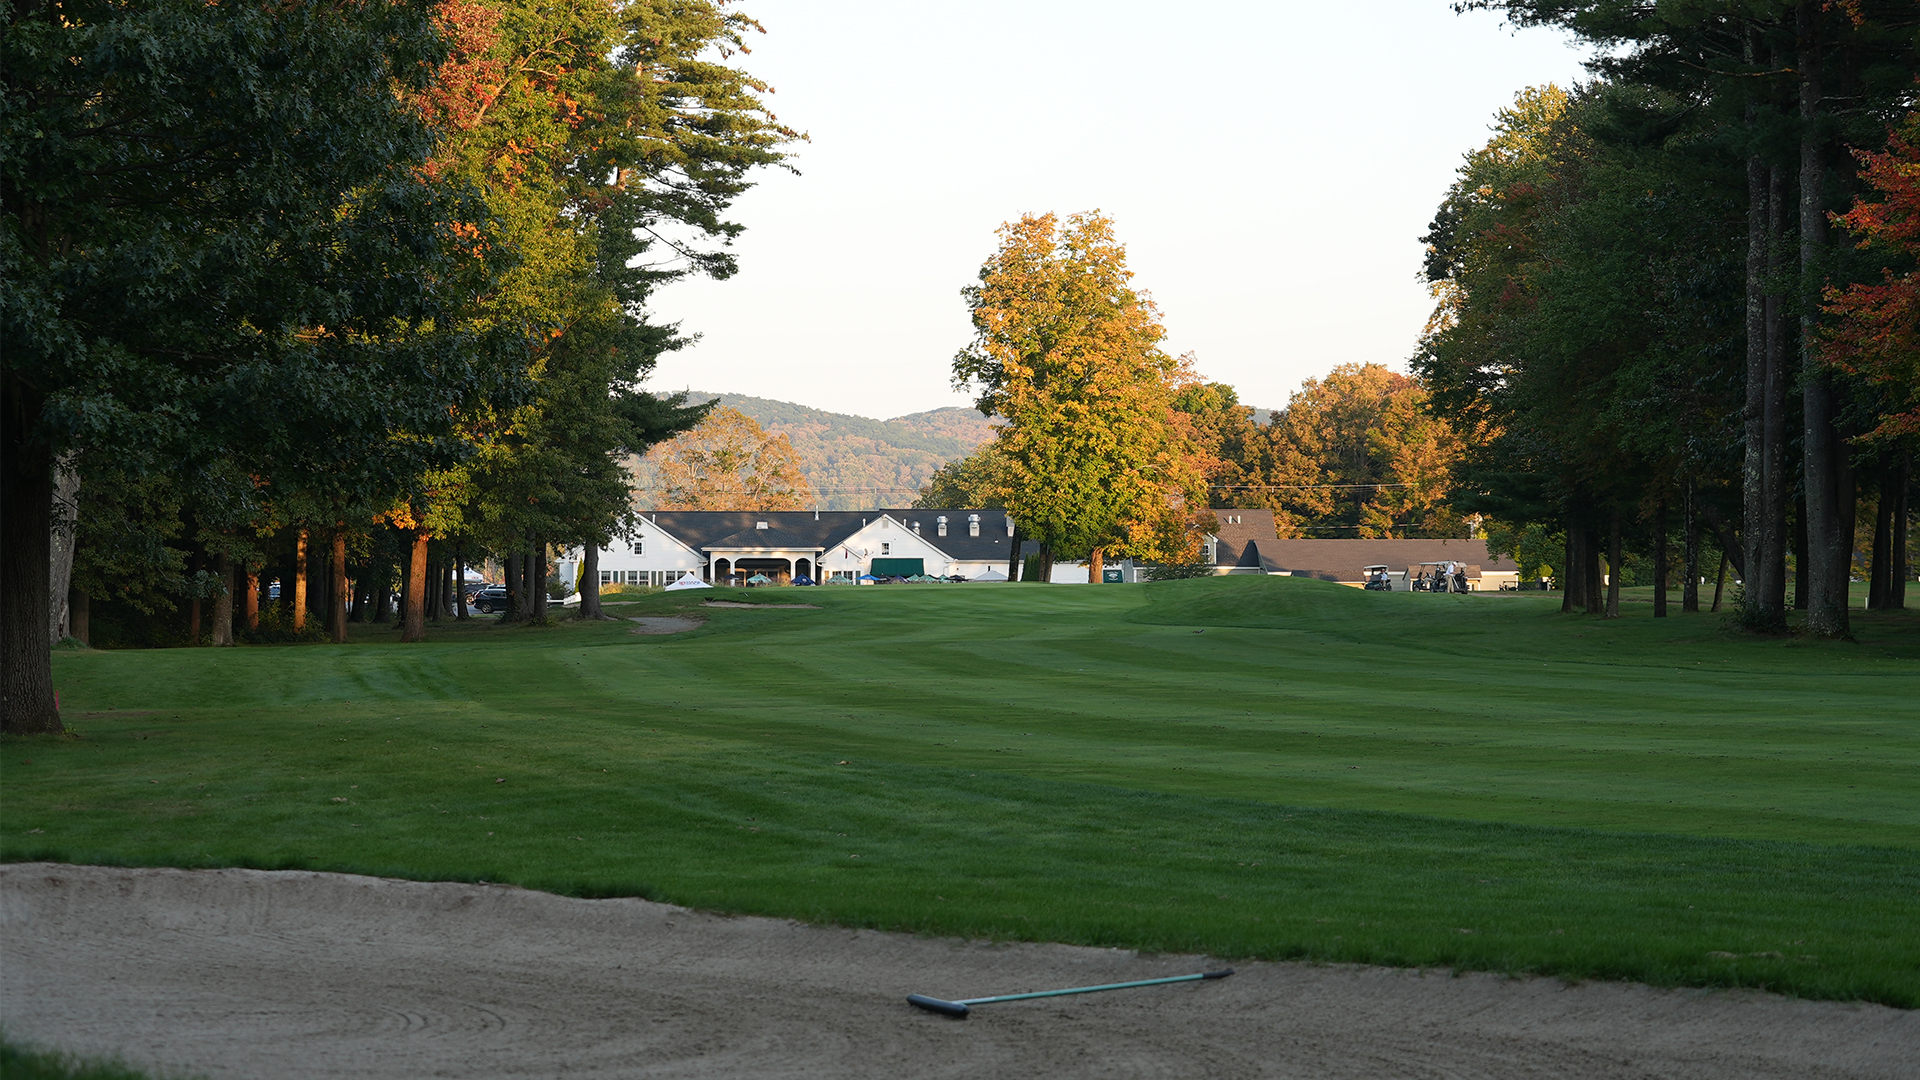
5, 577, 1917, 1005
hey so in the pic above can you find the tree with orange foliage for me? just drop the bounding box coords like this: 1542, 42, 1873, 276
1824, 110, 1920, 610
649, 407, 811, 511
1260, 364, 1463, 539
1825, 112, 1920, 446
953, 212, 1210, 580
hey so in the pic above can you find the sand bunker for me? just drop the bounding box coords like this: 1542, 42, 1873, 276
2, 864, 1912, 1079
628, 616, 704, 634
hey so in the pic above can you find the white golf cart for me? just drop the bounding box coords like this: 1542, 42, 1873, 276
1413, 561, 1470, 594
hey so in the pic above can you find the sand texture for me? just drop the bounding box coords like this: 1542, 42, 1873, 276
3, 863, 1913, 1079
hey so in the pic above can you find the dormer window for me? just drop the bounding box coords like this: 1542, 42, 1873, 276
937, 516, 948, 537
756, 521, 768, 530
969, 514, 980, 537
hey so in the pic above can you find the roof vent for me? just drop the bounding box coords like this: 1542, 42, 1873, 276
1005, 516, 1015, 536
756, 521, 768, 530
937, 516, 948, 537
913, 521, 921, 535
969, 514, 980, 537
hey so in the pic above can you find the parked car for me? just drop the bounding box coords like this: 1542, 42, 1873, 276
470, 586, 508, 614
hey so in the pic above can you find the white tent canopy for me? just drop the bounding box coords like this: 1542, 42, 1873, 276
971, 569, 1008, 582
663, 572, 711, 591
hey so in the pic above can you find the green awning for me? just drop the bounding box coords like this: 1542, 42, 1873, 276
870, 558, 925, 577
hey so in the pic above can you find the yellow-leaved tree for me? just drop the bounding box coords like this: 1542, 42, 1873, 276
952, 212, 1211, 581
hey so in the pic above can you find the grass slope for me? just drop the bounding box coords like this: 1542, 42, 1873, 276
0, 1036, 191, 1080
5, 578, 1916, 1005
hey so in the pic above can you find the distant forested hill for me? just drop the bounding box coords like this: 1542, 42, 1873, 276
630, 392, 997, 510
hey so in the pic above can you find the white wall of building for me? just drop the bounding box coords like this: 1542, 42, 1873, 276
822, 515, 958, 580
555, 518, 706, 589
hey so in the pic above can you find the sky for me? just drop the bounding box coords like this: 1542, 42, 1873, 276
643, 1, 1597, 421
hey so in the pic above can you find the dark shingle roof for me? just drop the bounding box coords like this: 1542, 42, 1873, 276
1211, 509, 1280, 569
638, 511, 872, 551
1201, 510, 1516, 580
880, 509, 1021, 562
1249, 538, 1517, 581
703, 526, 824, 551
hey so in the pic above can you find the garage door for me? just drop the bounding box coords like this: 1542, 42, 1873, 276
869, 558, 925, 577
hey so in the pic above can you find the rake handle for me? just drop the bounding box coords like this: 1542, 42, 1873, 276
908, 969, 1233, 1017
960, 969, 1233, 1005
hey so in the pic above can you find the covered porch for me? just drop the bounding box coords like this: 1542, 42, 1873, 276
704, 525, 822, 586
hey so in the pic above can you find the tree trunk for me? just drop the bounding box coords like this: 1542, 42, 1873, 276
292, 530, 310, 632
49, 455, 79, 644
69, 588, 90, 647
245, 569, 260, 631
1007, 524, 1023, 581
372, 565, 392, 623
455, 548, 470, 620
1561, 527, 1582, 613
1741, 137, 1791, 633
579, 543, 603, 619
330, 530, 349, 644
531, 542, 549, 620
1039, 544, 1055, 583
1751, 144, 1774, 630
1890, 456, 1911, 609
1711, 550, 1728, 612
1654, 499, 1669, 618
1798, 1, 1850, 639
1604, 513, 1623, 619
1683, 479, 1701, 613
1583, 526, 1604, 616
1868, 464, 1891, 608
188, 550, 203, 644
211, 550, 235, 646
311, 539, 329, 627
1089, 546, 1104, 584
1792, 493, 1807, 610
401, 531, 430, 642
1, 377, 63, 733
505, 553, 522, 620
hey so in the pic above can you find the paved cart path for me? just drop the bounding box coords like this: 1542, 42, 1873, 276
3, 864, 1913, 1079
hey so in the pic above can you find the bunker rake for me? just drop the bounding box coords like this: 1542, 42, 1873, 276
907, 969, 1234, 1018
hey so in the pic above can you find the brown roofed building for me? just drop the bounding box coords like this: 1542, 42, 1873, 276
1204, 510, 1520, 589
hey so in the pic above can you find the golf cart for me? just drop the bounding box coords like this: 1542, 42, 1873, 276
1413, 561, 1469, 594
1362, 564, 1394, 591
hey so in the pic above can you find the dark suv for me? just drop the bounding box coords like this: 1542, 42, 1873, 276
470, 586, 509, 614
